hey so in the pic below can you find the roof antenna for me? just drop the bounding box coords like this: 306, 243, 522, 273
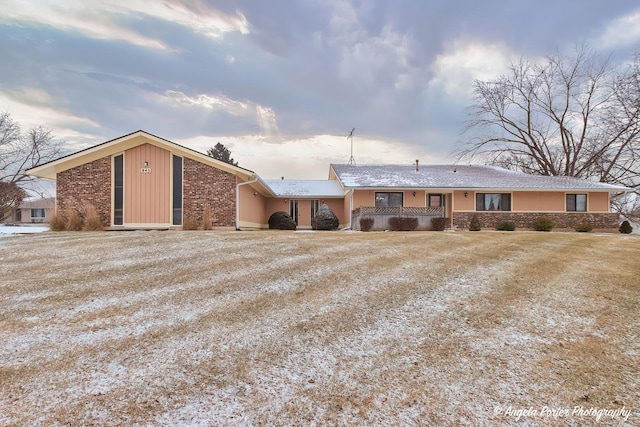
347, 127, 356, 165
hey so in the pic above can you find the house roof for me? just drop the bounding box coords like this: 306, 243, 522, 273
331, 163, 632, 192
263, 179, 345, 197
26, 130, 256, 181
18, 197, 55, 209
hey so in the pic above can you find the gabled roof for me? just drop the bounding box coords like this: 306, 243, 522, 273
331, 163, 631, 192
263, 179, 345, 197
18, 197, 55, 209
26, 130, 256, 181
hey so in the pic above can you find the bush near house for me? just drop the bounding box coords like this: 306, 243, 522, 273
495, 220, 516, 231
619, 220, 633, 234
574, 222, 593, 233
431, 217, 448, 231
532, 217, 554, 232
388, 217, 418, 231
360, 217, 374, 232
268, 211, 297, 230
49, 212, 66, 231
469, 214, 482, 231
82, 204, 104, 231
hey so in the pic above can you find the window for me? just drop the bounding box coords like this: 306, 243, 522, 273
31, 208, 46, 219
428, 194, 443, 208
375, 192, 403, 207
566, 194, 587, 212
476, 193, 511, 211
113, 154, 124, 225
289, 200, 299, 225
310, 200, 319, 224
172, 155, 183, 225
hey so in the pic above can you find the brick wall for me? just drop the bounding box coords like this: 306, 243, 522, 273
453, 211, 619, 230
57, 156, 111, 226
183, 157, 236, 227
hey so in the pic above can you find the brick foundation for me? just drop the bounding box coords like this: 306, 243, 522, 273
183, 158, 236, 227
56, 156, 112, 226
453, 211, 619, 231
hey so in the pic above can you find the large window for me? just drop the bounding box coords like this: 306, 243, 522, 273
476, 193, 511, 211
310, 200, 319, 224
289, 200, 299, 225
113, 154, 124, 225
566, 194, 587, 212
172, 155, 183, 226
31, 208, 46, 219
375, 192, 403, 207
428, 194, 443, 208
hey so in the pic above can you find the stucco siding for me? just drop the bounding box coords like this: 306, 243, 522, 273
512, 191, 564, 212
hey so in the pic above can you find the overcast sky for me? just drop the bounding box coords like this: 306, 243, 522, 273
2, 1, 640, 179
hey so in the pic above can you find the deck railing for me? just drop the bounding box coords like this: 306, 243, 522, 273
352, 206, 445, 230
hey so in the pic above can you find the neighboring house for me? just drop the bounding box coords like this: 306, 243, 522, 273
2, 197, 55, 224
26, 131, 630, 231
329, 162, 629, 230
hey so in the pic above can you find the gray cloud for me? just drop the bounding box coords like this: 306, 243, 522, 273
1, 0, 640, 174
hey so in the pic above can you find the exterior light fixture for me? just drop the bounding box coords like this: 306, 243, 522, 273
253, 191, 258, 197
143, 161, 149, 167
413, 191, 416, 197
464, 192, 468, 198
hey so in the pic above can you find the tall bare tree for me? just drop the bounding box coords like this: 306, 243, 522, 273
0, 112, 61, 220
460, 46, 640, 204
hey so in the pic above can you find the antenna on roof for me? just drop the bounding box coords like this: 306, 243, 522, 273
347, 127, 356, 165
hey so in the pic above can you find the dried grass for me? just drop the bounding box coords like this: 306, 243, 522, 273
63, 206, 83, 231
48, 211, 66, 231
0, 231, 638, 425
82, 203, 104, 231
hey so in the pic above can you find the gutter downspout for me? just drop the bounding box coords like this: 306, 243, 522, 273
236, 174, 259, 231
340, 189, 354, 231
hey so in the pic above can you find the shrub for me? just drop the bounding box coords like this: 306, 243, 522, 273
83, 204, 104, 231
495, 220, 516, 231
64, 206, 83, 231
431, 217, 448, 231
532, 217, 554, 232
619, 220, 633, 234
268, 211, 296, 230
360, 217, 374, 232
388, 217, 418, 231
182, 216, 198, 230
202, 209, 213, 230
49, 212, 66, 231
469, 214, 482, 231
574, 222, 593, 233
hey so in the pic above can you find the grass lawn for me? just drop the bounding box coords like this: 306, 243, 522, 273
0, 230, 638, 426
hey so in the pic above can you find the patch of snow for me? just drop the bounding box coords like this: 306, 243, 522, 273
0, 224, 49, 236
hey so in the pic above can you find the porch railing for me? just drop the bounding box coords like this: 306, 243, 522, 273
352, 206, 445, 230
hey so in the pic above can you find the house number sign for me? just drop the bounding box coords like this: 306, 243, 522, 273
140, 168, 152, 174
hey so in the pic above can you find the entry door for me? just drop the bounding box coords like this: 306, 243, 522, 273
124, 144, 171, 225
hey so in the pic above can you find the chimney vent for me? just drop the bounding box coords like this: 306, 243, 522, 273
281, 176, 284, 180
415, 159, 419, 171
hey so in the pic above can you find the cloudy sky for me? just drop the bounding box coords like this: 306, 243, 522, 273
2, 1, 640, 179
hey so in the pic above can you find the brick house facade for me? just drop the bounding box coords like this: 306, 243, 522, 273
183, 157, 237, 227
453, 212, 619, 230
57, 156, 112, 227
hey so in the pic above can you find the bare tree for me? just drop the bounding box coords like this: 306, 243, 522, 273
460, 46, 640, 198
0, 112, 61, 219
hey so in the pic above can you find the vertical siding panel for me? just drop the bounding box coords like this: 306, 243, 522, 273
124, 143, 171, 224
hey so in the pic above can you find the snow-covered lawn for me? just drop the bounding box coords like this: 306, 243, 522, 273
0, 231, 638, 426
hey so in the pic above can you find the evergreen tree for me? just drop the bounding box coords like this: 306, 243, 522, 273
206, 142, 238, 166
